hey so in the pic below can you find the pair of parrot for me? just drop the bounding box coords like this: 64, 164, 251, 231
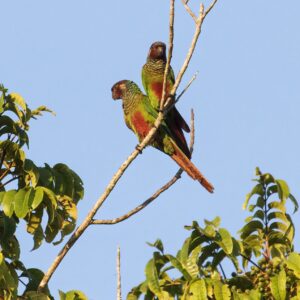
111, 41, 214, 193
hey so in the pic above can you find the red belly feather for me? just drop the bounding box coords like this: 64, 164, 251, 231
132, 111, 151, 139
151, 82, 171, 101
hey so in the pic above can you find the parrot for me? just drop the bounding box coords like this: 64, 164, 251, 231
142, 41, 191, 159
111, 80, 214, 193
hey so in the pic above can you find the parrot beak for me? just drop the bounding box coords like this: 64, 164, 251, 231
157, 46, 164, 56
111, 84, 121, 100
111, 90, 120, 100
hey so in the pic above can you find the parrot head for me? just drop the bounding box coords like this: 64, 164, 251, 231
111, 80, 129, 100
147, 41, 166, 61
112, 80, 142, 101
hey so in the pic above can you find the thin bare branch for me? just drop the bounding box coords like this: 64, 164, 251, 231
0, 176, 21, 189
92, 110, 195, 226
181, 0, 197, 23
165, 71, 199, 110
0, 161, 14, 181
117, 246, 122, 300
176, 71, 199, 103
173, 0, 218, 94
160, 0, 175, 111
204, 0, 218, 18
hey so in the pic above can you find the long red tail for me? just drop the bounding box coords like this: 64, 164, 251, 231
170, 142, 214, 193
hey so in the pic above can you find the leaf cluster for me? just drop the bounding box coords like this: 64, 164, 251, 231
127, 169, 300, 299
0, 85, 85, 299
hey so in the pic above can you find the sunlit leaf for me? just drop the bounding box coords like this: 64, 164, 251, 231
275, 179, 289, 202
188, 279, 207, 300
2, 190, 17, 217
270, 269, 286, 300
31, 187, 44, 210
243, 184, 263, 210
213, 280, 231, 300
286, 253, 300, 278
145, 258, 162, 296
218, 228, 233, 254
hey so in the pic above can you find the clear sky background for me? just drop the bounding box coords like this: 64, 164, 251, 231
1, 0, 300, 299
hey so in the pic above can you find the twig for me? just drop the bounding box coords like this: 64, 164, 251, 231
160, 0, 175, 111
204, 0, 218, 19
0, 176, 21, 189
117, 246, 122, 300
219, 263, 227, 280
165, 71, 199, 110
92, 110, 195, 225
181, 0, 197, 23
173, 0, 218, 94
0, 161, 14, 181
239, 253, 265, 272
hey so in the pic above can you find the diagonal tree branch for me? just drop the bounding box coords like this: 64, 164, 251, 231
92, 110, 194, 225
38, 0, 217, 291
38, 0, 176, 291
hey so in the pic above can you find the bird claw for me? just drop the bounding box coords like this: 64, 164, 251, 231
135, 145, 143, 154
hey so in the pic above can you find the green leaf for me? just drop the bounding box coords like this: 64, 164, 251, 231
213, 281, 231, 300
204, 224, 216, 238
31, 187, 44, 210
270, 269, 286, 300
240, 220, 264, 240
218, 228, 233, 254
14, 187, 33, 218
21, 268, 51, 296
288, 193, 299, 213
23, 291, 51, 300
211, 250, 226, 269
243, 184, 263, 210
60, 290, 88, 300
9, 93, 26, 110
24, 159, 40, 188
32, 225, 44, 250
186, 245, 201, 278
286, 252, 300, 278
204, 216, 221, 228
188, 279, 207, 300
2, 190, 17, 217
267, 211, 288, 224
0, 211, 16, 240
147, 239, 164, 254
268, 201, 286, 213
165, 255, 192, 281
1, 235, 20, 260
261, 173, 275, 185
145, 258, 162, 296
0, 253, 18, 292
275, 179, 289, 202
27, 206, 43, 234
177, 237, 191, 265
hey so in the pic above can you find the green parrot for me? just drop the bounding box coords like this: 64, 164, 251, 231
142, 41, 191, 159
111, 80, 214, 193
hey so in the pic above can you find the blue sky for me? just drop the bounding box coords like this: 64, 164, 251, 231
1, 0, 300, 299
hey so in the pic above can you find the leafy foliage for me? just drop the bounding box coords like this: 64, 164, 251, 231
0, 85, 85, 299
127, 169, 300, 299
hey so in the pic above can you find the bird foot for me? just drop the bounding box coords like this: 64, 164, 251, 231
135, 145, 143, 154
